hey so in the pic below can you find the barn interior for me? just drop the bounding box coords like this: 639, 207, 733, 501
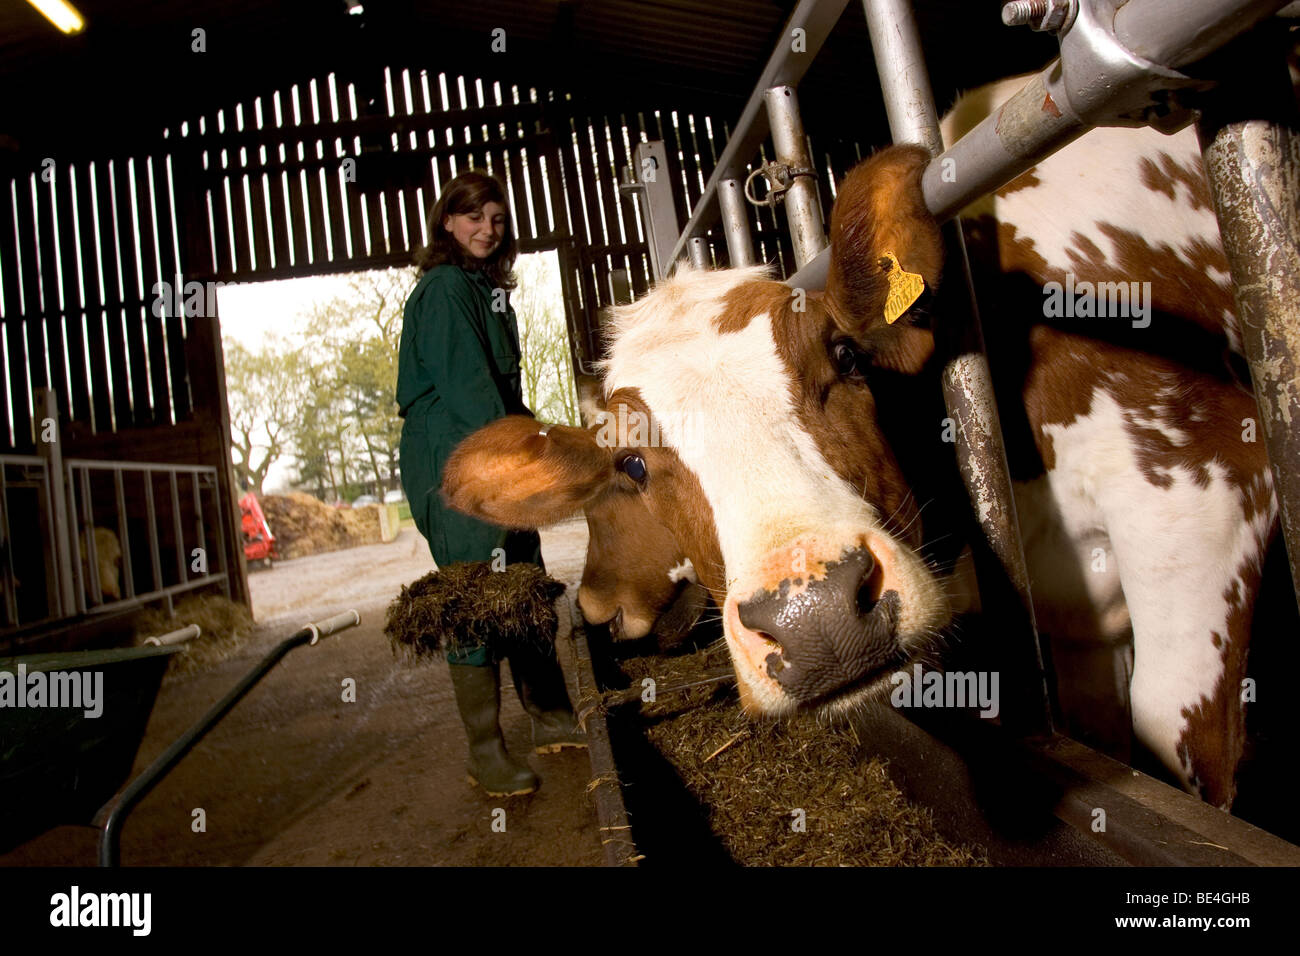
0, 0, 1056, 651
3, 0, 1299, 871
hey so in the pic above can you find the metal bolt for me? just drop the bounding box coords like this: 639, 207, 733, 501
1002, 0, 1075, 32
1002, 0, 1048, 26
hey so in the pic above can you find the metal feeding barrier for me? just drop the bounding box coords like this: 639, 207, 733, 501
606, 0, 1300, 864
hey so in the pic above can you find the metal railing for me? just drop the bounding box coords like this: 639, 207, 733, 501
66, 459, 231, 618
0, 455, 58, 629
620, 0, 1300, 731
0, 445, 231, 632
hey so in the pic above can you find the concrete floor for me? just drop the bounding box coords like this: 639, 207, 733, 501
3, 519, 604, 867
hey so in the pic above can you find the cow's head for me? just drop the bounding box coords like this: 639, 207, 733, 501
577, 438, 703, 641
444, 145, 951, 716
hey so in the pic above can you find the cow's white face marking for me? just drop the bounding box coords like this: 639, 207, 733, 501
600, 266, 951, 713
667, 559, 696, 584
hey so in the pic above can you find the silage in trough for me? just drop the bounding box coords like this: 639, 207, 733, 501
613, 646, 986, 867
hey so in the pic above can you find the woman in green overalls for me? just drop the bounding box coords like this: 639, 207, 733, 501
397, 170, 583, 797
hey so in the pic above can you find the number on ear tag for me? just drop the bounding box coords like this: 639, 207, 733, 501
880, 252, 925, 325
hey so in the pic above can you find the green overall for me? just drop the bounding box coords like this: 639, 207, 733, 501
396, 264, 543, 666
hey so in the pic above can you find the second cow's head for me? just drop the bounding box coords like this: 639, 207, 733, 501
443, 146, 950, 717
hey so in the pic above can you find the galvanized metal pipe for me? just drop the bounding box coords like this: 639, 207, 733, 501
667, 0, 851, 268
95, 609, 361, 866
144, 468, 163, 593
861, 0, 943, 156
921, 70, 1088, 224
687, 236, 711, 270
719, 178, 756, 267
170, 471, 185, 584
78, 466, 95, 612
114, 468, 134, 600
34, 389, 76, 617
865, 0, 1050, 735
924, 0, 1285, 222
211, 474, 231, 598
764, 85, 827, 269
191, 472, 207, 579
1114, 0, 1287, 69
1197, 33, 1300, 613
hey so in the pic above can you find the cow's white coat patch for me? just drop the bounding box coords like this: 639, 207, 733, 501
942, 77, 1239, 353
602, 270, 863, 564
1030, 386, 1273, 791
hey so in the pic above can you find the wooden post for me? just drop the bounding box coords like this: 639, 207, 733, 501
185, 307, 250, 609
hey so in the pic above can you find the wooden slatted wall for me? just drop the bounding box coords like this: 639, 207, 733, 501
0, 63, 875, 455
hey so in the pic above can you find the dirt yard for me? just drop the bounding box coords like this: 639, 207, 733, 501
3, 518, 603, 867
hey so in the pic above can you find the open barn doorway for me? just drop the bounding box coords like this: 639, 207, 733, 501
213, 250, 582, 625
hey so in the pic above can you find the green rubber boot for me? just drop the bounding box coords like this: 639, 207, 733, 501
507, 642, 588, 754
448, 663, 539, 796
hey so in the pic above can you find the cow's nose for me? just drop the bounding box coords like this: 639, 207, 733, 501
735, 546, 903, 703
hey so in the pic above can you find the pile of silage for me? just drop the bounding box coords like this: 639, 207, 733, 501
259, 493, 383, 559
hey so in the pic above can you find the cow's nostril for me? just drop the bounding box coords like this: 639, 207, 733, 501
736, 546, 901, 704
856, 560, 884, 617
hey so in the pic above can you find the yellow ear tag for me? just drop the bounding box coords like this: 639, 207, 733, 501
880, 252, 925, 325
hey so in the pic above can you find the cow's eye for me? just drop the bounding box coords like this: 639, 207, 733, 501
617, 453, 648, 484
832, 340, 863, 379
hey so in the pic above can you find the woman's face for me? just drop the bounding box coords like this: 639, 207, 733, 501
443, 201, 507, 260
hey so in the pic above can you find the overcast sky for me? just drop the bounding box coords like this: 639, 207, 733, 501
217, 273, 362, 493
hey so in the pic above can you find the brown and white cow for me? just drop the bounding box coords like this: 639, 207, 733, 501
444, 82, 1279, 809
577, 463, 707, 645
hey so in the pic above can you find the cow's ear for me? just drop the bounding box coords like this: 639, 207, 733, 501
824, 145, 943, 358
442, 416, 612, 527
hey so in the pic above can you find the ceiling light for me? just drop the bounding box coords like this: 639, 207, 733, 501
26, 0, 85, 34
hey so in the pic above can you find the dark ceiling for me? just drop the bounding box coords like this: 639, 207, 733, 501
1, 1, 1058, 161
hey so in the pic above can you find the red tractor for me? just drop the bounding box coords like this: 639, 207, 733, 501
239, 492, 278, 569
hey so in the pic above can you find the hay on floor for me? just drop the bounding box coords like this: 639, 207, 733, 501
129, 593, 257, 678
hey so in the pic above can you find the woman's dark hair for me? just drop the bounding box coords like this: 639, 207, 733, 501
414, 170, 517, 289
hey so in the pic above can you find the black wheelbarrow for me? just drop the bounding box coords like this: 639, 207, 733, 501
0, 609, 360, 865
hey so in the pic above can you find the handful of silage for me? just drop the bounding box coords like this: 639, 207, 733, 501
384, 562, 567, 661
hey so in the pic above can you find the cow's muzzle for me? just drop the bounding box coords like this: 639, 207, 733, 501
734, 547, 905, 704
